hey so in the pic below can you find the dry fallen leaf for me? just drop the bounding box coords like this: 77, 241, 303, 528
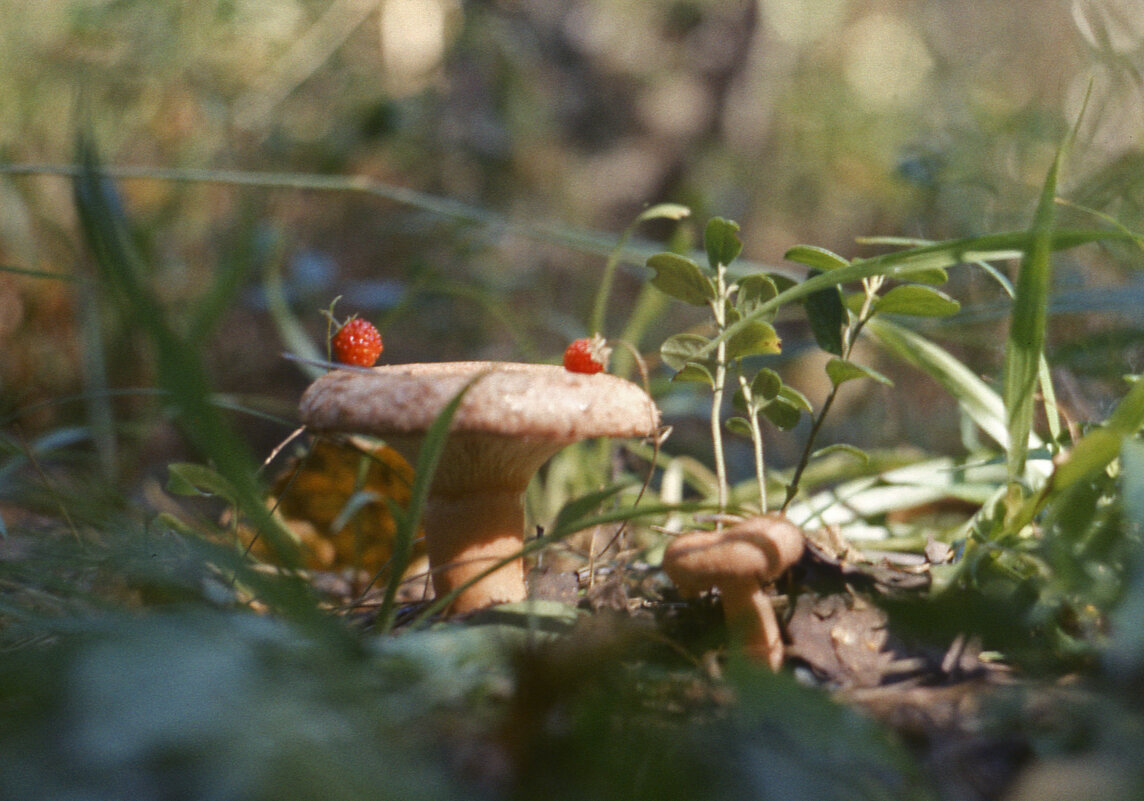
263, 438, 425, 576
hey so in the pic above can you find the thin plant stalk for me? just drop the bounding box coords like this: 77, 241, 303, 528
710, 263, 730, 524
737, 371, 767, 513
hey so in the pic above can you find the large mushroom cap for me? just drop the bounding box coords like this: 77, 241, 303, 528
300, 361, 660, 493
301, 361, 659, 440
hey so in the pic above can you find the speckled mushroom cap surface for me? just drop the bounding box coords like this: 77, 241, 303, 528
300, 361, 659, 440
300, 362, 660, 494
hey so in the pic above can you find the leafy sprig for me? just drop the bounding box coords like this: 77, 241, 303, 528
648, 218, 965, 519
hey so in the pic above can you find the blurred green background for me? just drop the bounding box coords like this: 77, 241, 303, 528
4, 4, 1144, 801
3, 0, 1143, 480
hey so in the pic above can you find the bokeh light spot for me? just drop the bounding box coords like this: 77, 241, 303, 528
843, 14, 934, 108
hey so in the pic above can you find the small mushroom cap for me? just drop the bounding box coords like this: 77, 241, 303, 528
662, 513, 805, 597
300, 362, 660, 493
301, 361, 659, 440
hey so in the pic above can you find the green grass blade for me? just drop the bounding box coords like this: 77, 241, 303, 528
866, 317, 1043, 460
0, 264, 78, 281
589, 203, 690, 336
1002, 147, 1062, 483
72, 130, 346, 638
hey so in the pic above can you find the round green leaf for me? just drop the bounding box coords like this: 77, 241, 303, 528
726, 320, 782, 361
875, 284, 960, 317
778, 383, 813, 412
661, 332, 712, 371
705, 217, 743, 269
751, 368, 783, 401
736, 273, 779, 316
784, 244, 850, 271
763, 397, 803, 430
647, 253, 716, 306
671, 363, 715, 386
726, 416, 754, 437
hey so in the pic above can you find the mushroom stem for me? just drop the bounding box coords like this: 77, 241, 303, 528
721, 583, 785, 671
423, 489, 527, 614
661, 513, 805, 670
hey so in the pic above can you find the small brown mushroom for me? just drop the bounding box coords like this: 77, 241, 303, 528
300, 361, 659, 614
662, 513, 805, 670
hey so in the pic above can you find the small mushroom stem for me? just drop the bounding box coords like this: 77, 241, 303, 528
720, 583, 785, 671
422, 489, 527, 614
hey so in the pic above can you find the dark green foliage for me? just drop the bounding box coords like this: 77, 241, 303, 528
802, 269, 846, 356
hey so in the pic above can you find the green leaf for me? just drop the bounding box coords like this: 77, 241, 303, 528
779, 383, 813, 412
904, 267, 949, 285
553, 481, 638, 535
874, 284, 960, 317
726, 320, 782, 361
726, 417, 754, 438
767, 272, 798, 294
751, 368, 783, 401
661, 333, 712, 371
671, 363, 715, 386
825, 358, 893, 388
735, 273, 779, 316
646, 252, 715, 306
802, 270, 845, 355
843, 292, 866, 316
784, 244, 850, 271
1003, 145, 1065, 482
704, 217, 743, 269
763, 397, 803, 430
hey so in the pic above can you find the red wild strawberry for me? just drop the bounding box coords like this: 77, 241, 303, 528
332, 317, 383, 367
563, 334, 611, 374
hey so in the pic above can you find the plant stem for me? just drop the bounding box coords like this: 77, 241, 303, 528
738, 372, 767, 512
710, 267, 729, 525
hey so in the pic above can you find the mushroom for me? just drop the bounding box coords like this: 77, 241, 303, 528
299, 362, 659, 614
662, 513, 805, 670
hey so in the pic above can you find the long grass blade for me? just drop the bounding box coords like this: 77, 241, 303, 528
866, 317, 1042, 457
72, 130, 345, 639
1002, 149, 1063, 483
1003, 88, 1089, 483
